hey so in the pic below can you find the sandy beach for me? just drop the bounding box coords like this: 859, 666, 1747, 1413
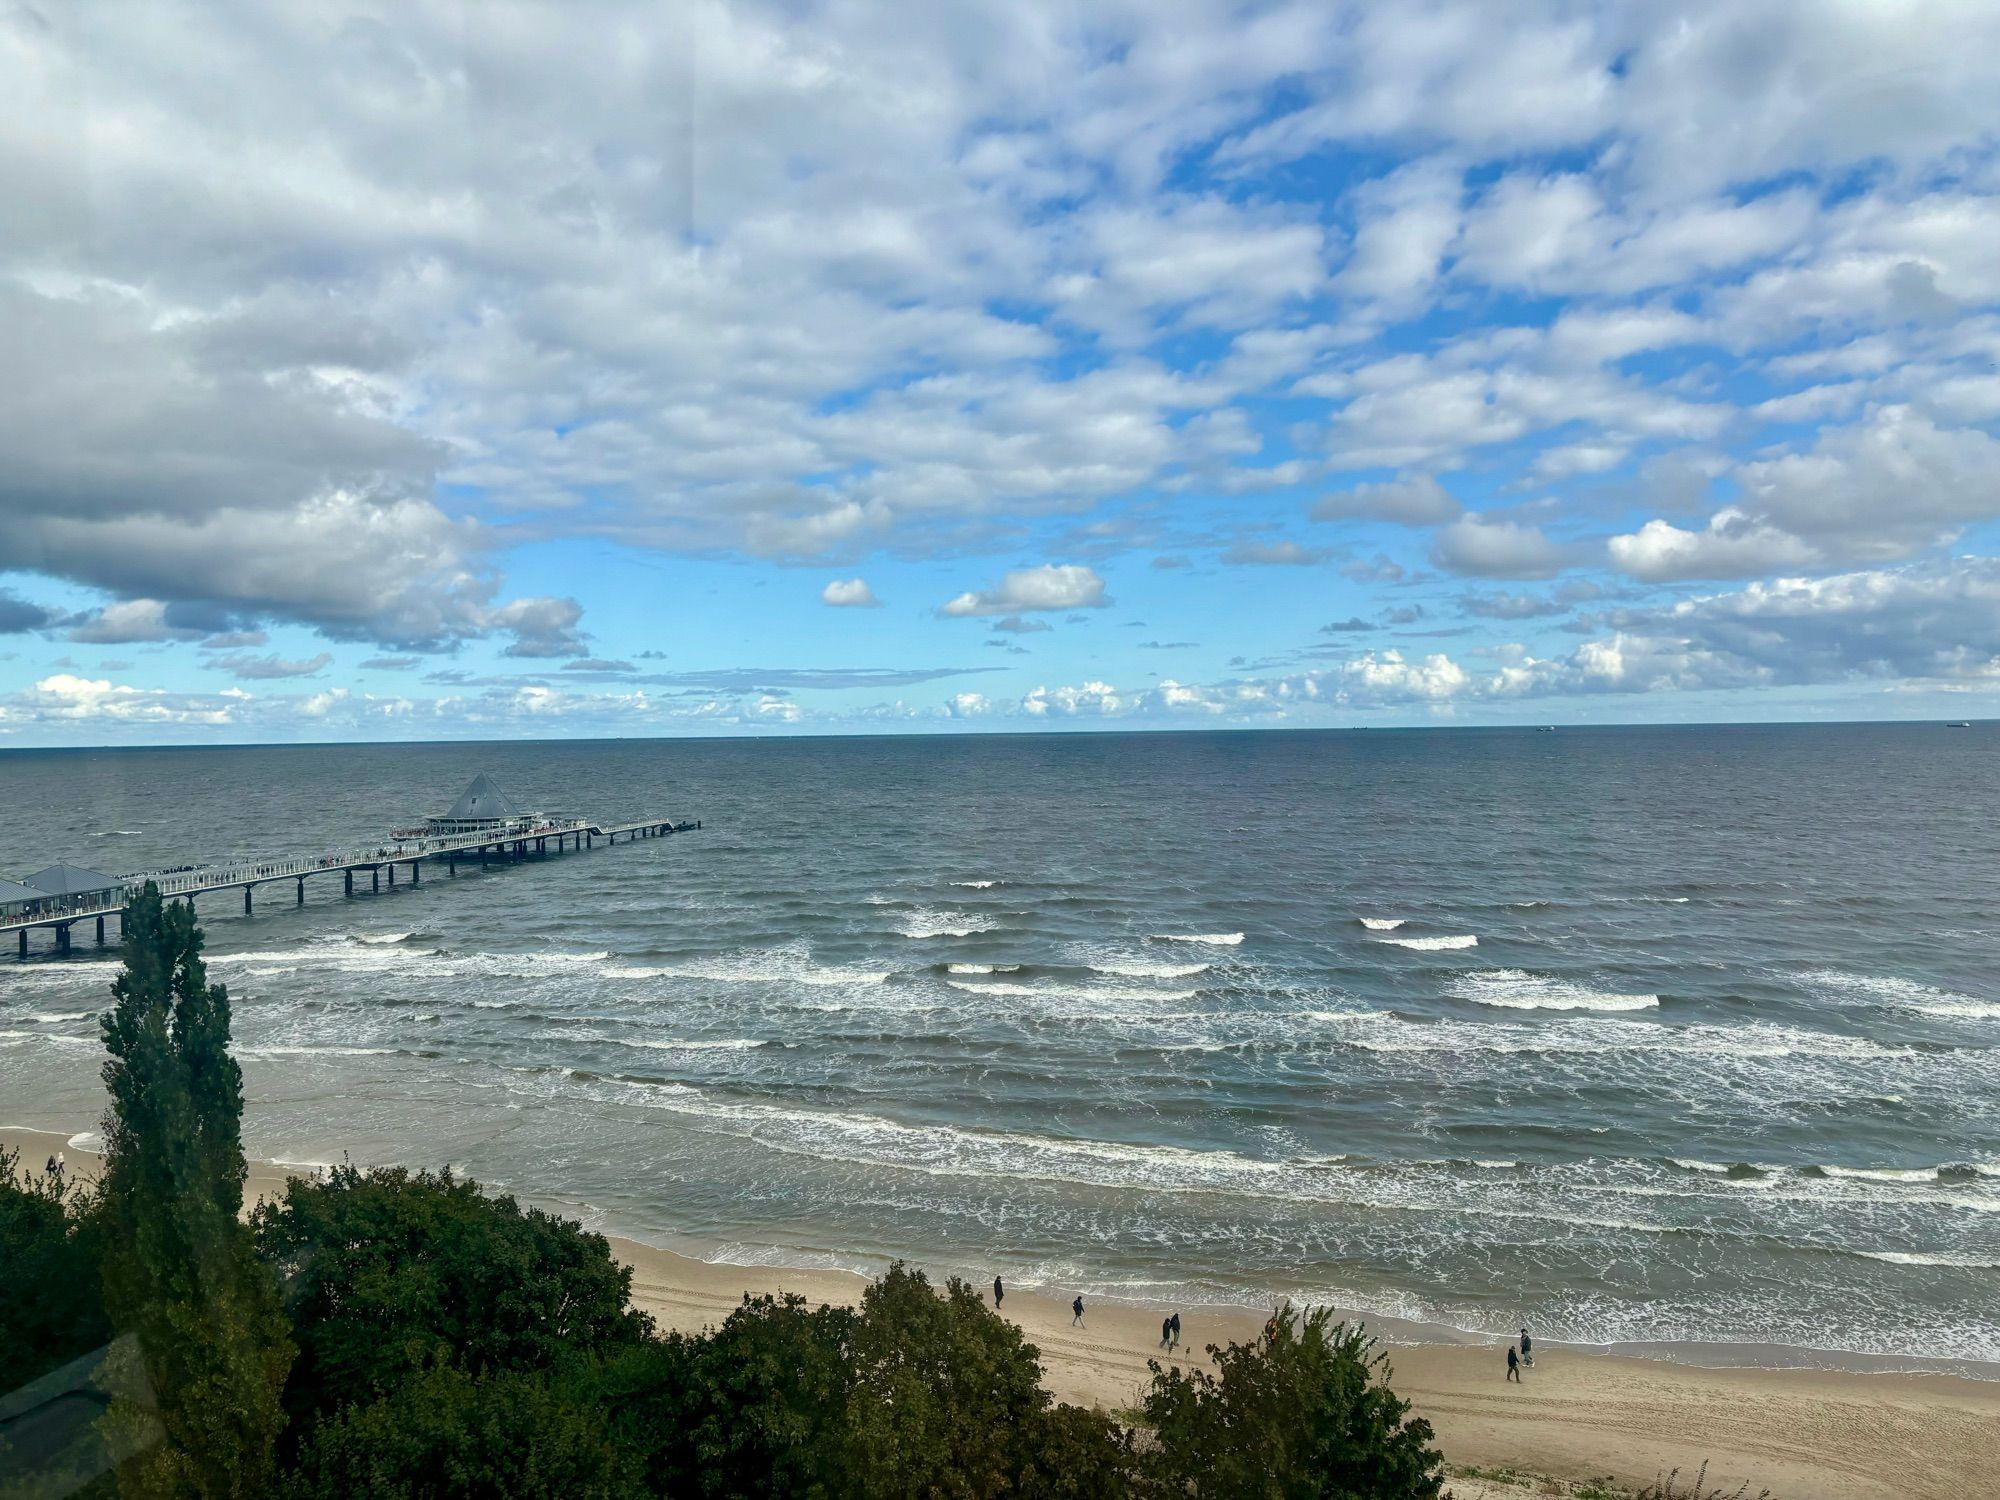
8, 1124, 1995, 1500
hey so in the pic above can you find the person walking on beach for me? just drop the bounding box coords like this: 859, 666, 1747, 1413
993, 1275, 1004, 1310
1161, 1316, 1172, 1349
1072, 1295, 1085, 1327
1520, 1327, 1533, 1367
1169, 1311, 1181, 1349
1505, 1345, 1521, 1382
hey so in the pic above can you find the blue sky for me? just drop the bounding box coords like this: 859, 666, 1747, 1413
3, 0, 1999, 743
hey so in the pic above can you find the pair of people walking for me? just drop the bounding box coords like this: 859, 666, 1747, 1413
1158, 1312, 1181, 1350
1506, 1327, 1533, 1381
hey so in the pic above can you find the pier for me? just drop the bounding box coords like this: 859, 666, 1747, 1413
1, 775, 699, 958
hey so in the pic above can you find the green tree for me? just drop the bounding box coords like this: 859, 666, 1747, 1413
586, 1292, 857, 1500
97, 883, 294, 1499
251, 1163, 652, 1425
277, 1362, 639, 1500
1139, 1306, 1443, 1500
0, 1146, 110, 1387
841, 1263, 1128, 1500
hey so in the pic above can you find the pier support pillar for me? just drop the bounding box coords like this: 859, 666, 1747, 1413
587, 831, 593, 848
411, 861, 420, 885
297, 878, 305, 906
387, 864, 395, 887
244, 886, 253, 915
449, 856, 456, 875
96, 916, 106, 944
17, 930, 25, 958
372, 869, 380, 893
56, 924, 71, 954
345, 869, 354, 896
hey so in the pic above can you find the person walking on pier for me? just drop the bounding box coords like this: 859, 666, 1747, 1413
1071, 1294, 1085, 1328
992, 1274, 1004, 1310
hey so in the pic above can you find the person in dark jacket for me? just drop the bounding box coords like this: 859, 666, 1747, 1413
993, 1275, 1004, 1309
1505, 1345, 1521, 1382
1071, 1295, 1084, 1327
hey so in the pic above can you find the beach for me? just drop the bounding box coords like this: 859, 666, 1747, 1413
9, 1124, 1995, 1500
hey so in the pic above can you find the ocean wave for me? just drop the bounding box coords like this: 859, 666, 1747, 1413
897, 909, 997, 939
1094, 962, 1210, 979
943, 979, 1198, 1003
619, 1038, 770, 1052
1455, 969, 1659, 1012
946, 963, 1023, 975
950, 880, 998, 889
1798, 968, 1995, 1018
1820, 1165, 1943, 1184
1154, 932, 1243, 946
237, 1045, 402, 1058
25, 1011, 99, 1024
1358, 918, 1406, 931
355, 932, 412, 945
1377, 934, 1477, 951
1854, 1249, 2000, 1268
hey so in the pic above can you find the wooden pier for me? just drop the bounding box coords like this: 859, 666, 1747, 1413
3, 776, 699, 958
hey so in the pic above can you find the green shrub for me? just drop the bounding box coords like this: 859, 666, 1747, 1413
251, 1163, 653, 1423
1139, 1304, 1443, 1499
0, 1147, 110, 1388
277, 1362, 638, 1500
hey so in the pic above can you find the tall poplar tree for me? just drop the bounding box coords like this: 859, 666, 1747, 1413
98, 882, 293, 1499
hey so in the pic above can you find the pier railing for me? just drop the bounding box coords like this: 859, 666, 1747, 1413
4, 813, 688, 936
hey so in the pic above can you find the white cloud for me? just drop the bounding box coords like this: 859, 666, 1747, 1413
1430, 515, 1569, 579
1608, 510, 1820, 582
821, 577, 882, 608
940, 564, 1108, 617
1312, 474, 1460, 526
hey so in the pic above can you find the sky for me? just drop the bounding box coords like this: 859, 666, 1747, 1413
2, 0, 1999, 745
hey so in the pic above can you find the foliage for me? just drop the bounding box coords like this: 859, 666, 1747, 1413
251, 1161, 653, 1423
0, 1146, 110, 1387
842, 1262, 1130, 1500
276, 1361, 639, 1500
1139, 1304, 1443, 1500
1636, 1466, 1773, 1500
97, 883, 294, 1499
585, 1293, 856, 1499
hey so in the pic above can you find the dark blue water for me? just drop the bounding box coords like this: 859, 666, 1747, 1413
3, 727, 1996, 1363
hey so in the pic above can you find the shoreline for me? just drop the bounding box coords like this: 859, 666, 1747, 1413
10, 1124, 1998, 1500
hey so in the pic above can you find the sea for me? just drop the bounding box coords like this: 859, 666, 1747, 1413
3, 727, 1996, 1369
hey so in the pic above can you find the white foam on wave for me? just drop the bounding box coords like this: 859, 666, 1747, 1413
1358, 918, 1406, 931
356, 932, 411, 946
951, 880, 998, 889
1822, 1165, 1939, 1184
238, 1045, 400, 1059
1856, 1250, 2000, 1268
947, 963, 1024, 975
620, 1038, 768, 1052
1455, 969, 1658, 1012
897, 909, 996, 939
1154, 932, 1243, 946
1799, 968, 1995, 1018
1377, 934, 1477, 951
1095, 962, 1210, 979
26, 1011, 98, 1024
944, 978, 1198, 1003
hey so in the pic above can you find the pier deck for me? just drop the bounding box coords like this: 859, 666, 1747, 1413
4, 812, 699, 957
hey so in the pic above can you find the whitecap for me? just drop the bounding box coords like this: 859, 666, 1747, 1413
355, 932, 411, 946
1095, 962, 1210, 979
1856, 1250, 2000, 1268
1822, 1165, 1938, 1184
1378, 934, 1478, 951
951, 880, 998, 889
897, 909, 996, 939
26, 1011, 98, 1024
1358, 918, 1406, 931
1155, 932, 1244, 946
620, 1038, 767, 1052
1454, 969, 1656, 1011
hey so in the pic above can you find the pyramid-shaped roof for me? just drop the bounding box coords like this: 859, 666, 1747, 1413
441, 773, 520, 822
0, 877, 49, 905
24, 864, 123, 896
